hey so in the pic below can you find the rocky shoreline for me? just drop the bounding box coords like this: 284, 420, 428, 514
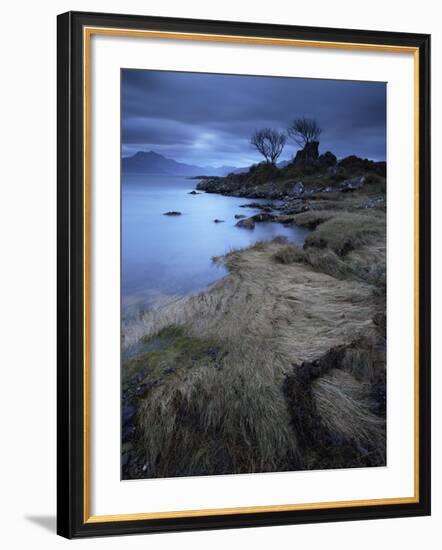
194, 146, 385, 231
122, 145, 387, 479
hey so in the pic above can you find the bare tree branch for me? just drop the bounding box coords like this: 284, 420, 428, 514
250, 128, 287, 164
287, 117, 322, 148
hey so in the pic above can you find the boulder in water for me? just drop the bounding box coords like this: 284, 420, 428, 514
235, 217, 256, 229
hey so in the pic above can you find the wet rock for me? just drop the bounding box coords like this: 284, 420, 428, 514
281, 199, 309, 215
338, 176, 366, 191
188, 190, 200, 195
196, 176, 243, 195
239, 202, 264, 209
135, 383, 148, 397
234, 214, 246, 220
122, 404, 136, 423
274, 215, 297, 225
289, 181, 305, 195
163, 211, 182, 216
235, 217, 255, 229
206, 346, 221, 359
336, 240, 355, 257
251, 212, 276, 222
213, 219, 225, 223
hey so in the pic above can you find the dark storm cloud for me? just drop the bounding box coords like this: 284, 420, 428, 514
122, 69, 386, 166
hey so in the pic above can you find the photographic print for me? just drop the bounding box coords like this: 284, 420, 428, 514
121, 69, 387, 480
58, 13, 430, 537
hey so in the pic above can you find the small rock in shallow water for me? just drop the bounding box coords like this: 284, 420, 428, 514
213, 219, 225, 223
234, 214, 246, 219
163, 211, 182, 216
239, 202, 262, 209
251, 213, 276, 222
235, 217, 255, 229
188, 190, 200, 195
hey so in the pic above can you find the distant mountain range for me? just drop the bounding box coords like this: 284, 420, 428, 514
122, 151, 240, 177
122, 150, 293, 177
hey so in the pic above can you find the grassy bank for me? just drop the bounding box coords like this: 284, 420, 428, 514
122, 189, 386, 479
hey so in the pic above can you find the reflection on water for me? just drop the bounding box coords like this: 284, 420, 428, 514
122, 174, 309, 317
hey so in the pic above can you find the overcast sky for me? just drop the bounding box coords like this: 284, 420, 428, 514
122, 69, 386, 168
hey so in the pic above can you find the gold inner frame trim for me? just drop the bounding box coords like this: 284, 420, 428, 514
83, 26, 420, 524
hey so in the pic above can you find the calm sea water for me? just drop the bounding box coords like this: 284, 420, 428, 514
122, 174, 309, 317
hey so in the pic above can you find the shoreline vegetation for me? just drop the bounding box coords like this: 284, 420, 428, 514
122, 142, 387, 480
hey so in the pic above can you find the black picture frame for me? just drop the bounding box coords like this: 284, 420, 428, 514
57, 10, 431, 539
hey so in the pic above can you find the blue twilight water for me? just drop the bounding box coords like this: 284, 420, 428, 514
122, 174, 309, 317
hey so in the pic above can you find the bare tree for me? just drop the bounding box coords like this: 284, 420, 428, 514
250, 128, 287, 164
287, 117, 322, 148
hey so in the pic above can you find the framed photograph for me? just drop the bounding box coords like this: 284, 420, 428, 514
57, 11, 431, 538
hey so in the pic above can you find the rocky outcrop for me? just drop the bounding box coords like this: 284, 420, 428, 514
318, 151, 337, 167
338, 155, 386, 176
281, 199, 309, 215
289, 181, 305, 195
196, 176, 240, 195
252, 213, 276, 222
293, 147, 336, 171
293, 141, 319, 165
338, 176, 366, 192
239, 202, 266, 209
195, 147, 385, 204
236, 212, 277, 229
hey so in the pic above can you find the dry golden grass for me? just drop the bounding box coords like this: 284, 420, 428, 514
303, 210, 385, 256
135, 327, 300, 476
313, 369, 384, 448
122, 177, 387, 478
290, 209, 336, 229
275, 207, 386, 288
123, 224, 386, 476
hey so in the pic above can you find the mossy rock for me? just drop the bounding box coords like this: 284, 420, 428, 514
123, 326, 226, 391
